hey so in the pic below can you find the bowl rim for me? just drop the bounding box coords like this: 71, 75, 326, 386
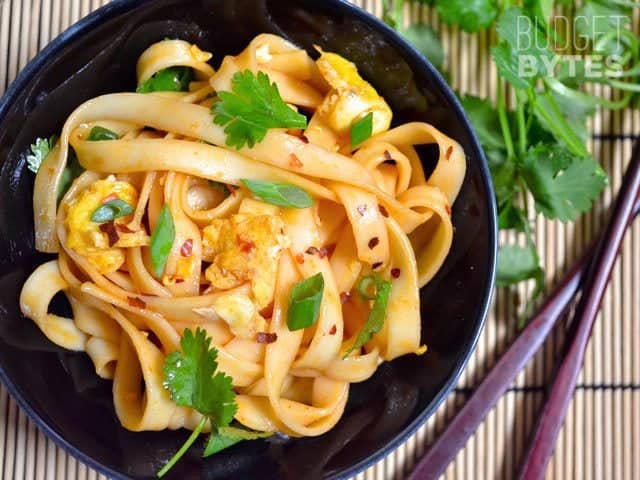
0, 0, 497, 478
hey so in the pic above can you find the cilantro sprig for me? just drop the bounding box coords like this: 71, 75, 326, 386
158, 328, 238, 477
383, 0, 640, 323
26, 136, 57, 174
212, 70, 308, 149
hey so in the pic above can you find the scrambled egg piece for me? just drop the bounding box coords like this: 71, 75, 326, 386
315, 49, 392, 136
208, 293, 267, 339
202, 213, 289, 309
65, 178, 145, 275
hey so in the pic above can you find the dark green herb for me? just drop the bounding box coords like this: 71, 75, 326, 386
137, 66, 193, 93
158, 328, 237, 477
344, 274, 391, 357
87, 126, 119, 141
287, 272, 325, 331
90, 199, 134, 223
212, 70, 308, 149
350, 112, 374, 147
150, 204, 175, 277
241, 179, 313, 209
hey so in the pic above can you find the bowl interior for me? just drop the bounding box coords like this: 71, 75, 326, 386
0, 0, 496, 479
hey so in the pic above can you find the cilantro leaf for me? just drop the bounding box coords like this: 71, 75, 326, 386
212, 70, 308, 149
521, 144, 608, 222
26, 136, 57, 173
497, 244, 543, 287
460, 95, 507, 151
203, 426, 272, 457
163, 328, 237, 426
158, 328, 238, 477
436, 0, 498, 33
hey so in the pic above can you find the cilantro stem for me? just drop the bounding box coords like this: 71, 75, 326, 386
496, 79, 516, 160
157, 417, 207, 478
515, 93, 527, 156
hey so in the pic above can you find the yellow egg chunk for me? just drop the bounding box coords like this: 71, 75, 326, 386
211, 293, 267, 339
202, 213, 290, 309
315, 49, 392, 136
65, 179, 139, 275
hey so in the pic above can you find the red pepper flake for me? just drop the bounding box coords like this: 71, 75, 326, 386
115, 223, 135, 233
289, 153, 303, 168
237, 234, 256, 253
356, 204, 368, 216
101, 193, 118, 204
306, 246, 320, 256
127, 297, 147, 309
174, 276, 185, 284
368, 237, 380, 249
329, 324, 337, 335
340, 291, 351, 304
226, 183, 237, 196
445, 204, 452, 216
319, 244, 336, 258
257, 332, 278, 344
99, 222, 119, 247
301, 135, 309, 144
383, 150, 395, 162
372, 262, 383, 270
445, 145, 453, 160
378, 204, 389, 218
180, 239, 193, 257
391, 268, 401, 278
295, 253, 305, 264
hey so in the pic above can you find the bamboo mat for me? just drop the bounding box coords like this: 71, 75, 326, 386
1, 1, 639, 479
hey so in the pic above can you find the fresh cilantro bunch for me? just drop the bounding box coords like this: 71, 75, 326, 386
384, 0, 640, 320
158, 328, 270, 477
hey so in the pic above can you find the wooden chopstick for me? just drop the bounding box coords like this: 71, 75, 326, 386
517, 141, 640, 479
407, 142, 640, 480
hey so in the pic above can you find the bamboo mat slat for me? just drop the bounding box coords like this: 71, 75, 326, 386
1, 1, 639, 479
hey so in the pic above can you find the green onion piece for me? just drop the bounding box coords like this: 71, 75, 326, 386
57, 149, 84, 204
136, 66, 193, 93
344, 274, 392, 358
241, 179, 313, 208
357, 275, 378, 300
150, 203, 175, 277
91, 198, 134, 223
87, 126, 119, 141
203, 426, 272, 457
287, 272, 325, 331
350, 112, 374, 147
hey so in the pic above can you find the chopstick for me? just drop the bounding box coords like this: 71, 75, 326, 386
517, 140, 640, 479
407, 141, 640, 480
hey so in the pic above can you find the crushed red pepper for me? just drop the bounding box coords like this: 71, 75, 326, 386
319, 244, 336, 258
368, 237, 380, 249
237, 234, 256, 253
378, 204, 389, 217
357, 204, 368, 216
372, 262, 383, 270
101, 193, 118, 204
289, 153, 303, 168
257, 332, 278, 344
180, 239, 193, 257
99, 222, 119, 247
306, 246, 320, 256
445, 145, 453, 160
329, 325, 337, 335
391, 268, 401, 278
295, 253, 305, 264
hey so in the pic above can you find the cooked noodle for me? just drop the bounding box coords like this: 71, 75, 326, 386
21, 35, 465, 437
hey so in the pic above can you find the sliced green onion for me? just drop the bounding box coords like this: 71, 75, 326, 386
136, 66, 193, 93
91, 198, 134, 223
241, 179, 313, 208
87, 126, 120, 141
357, 275, 378, 300
287, 272, 325, 331
350, 112, 374, 147
344, 274, 392, 358
150, 203, 175, 277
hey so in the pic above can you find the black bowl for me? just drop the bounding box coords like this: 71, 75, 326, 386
0, 1, 496, 478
